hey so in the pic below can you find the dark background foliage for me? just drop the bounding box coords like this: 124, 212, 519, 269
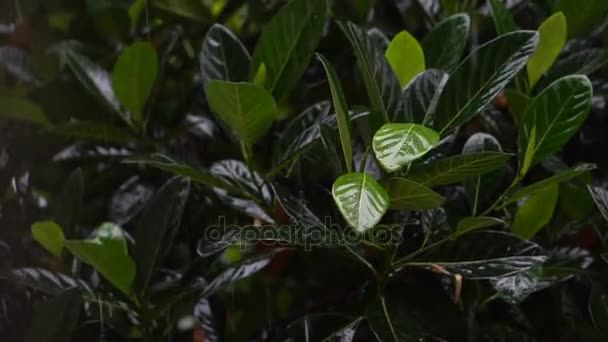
1, 0, 608, 341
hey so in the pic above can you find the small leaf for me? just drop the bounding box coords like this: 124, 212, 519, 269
407, 152, 513, 187
398, 69, 448, 123
432, 31, 538, 135
111, 42, 158, 123
527, 12, 567, 90
65, 223, 135, 296
250, 0, 328, 101
372, 123, 440, 172
421, 13, 470, 72
332, 173, 389, 233
512, 184, 559, 239
488, 0, 518, 34
24, 289, 82, 342
385, 31, 425, 87
384, 177, 445, 210
518, 75, 592, 165
200, 23, 251, 88
31, 221, 65, 257
589, 186, 608, 223
0, 97, 49, 126
554, 0, 608, 38
456, 216, 505, 236
317, 54, 353, 172
205, 80, 277, 149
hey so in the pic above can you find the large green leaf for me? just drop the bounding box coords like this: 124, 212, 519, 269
372, 123, 439, 172
488, 0, 518, 34
398, 69, 448, 123
0, 96, 49, 126
31, 221, 65, 257
317, 54, 353, 172
385, 31, 425, 88
527, 12, 567, 90
554, 0, 608, 38
512, 184, 559, 239
518, 75, 592, 166
250, 0, 327, 101
384, 177, 445, 210
200, 23, 251, 88
589, 186, 608, 223
205, 80, 277, 149
24, 289, 82, 342
134, 177, 190, 295
64, 223, 135, 296
111, 42, 158, 123
339, 21, 401, 130
432, 31, 538, 135
403, 231, 547, 279
421, 13, 470, 72
332, 173, 389, 233
501, 163, 596, 208
407, 152, 513, 187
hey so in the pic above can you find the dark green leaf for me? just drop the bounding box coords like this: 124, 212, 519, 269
372, 123, 440, 172
407, 152, 513, 187
10, 268, 93, 295
250, 0, 328, 101
332, 172, 389, 233
24, 289, 82, 342
512, 184, 559, 239
152, 0, 212, 22
488, 0, 518, 34
589, 285, 608, 331
47, 120, 135, 145
462, 133, 504, 214
554, 0, 608, 38
589, 186, 608, 223
398, 69, 448, 123
456, 216, 505, 236
504, 88, 530, 124
134, 177, 190, 295
527, 12, 567, 89
31, 221, 65, 257
52, 168, 84, 234
321, 317, 363, 342
385, 31, 425, 87
200, 23, 251, 88
491, 267, 542, 304
384, 177, 445, 210
543, 49, 608, 85
432, 31, 538, 135
421, 13, 470, 72
0, 97, 49, 126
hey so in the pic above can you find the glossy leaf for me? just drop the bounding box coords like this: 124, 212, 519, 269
332, 173, 389, 233
456, 216, 505, 236
527, 12, 567, 89
372, 123, 440, 172
432, 31, 538, 135
405, 231, 547, 279
64, 223, 135, 296
589, 186, 608, 223
31, 221, 65, 257
398, 69, 448, 123
421, 13, 470, 72
512, 184, 559, 239
205, 80, 277, 148
24, 289, 82, 342
109, 176, 154, 225
407, 152, 513, 187
384, 177, 445, 210
200, 23, 251, 88
554, 0, 608, 38
518, 75, 593, 165
111, 42, 158, 122
339, 21, 401, 130
317, 54, 353, 172
193, 298, 220, 342
543, 49, 608, 85
385, 31, 425, 87
488, 0, 518, 34
491, 267, 542, 304
250, 0, 327, 101
462, 133, 504, 214
134, 177, 190, 295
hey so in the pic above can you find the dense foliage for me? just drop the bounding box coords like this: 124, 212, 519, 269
2, 0, 608, 341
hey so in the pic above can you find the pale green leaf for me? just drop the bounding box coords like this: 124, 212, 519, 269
527, 12, 567, 89
31, 221, 65, 257
385, 31, 425, 87
512, 184, 559, 239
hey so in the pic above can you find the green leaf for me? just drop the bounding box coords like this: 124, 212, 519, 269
332, 172, 389, 233
200, 23, 251, 88
111, 41, 158, 123
372, 123, 440, 172
432, 31, 538, 135
491, 267, 543, 304
152, 0, 212, 23
398, 69, 448, 123
339, 21, 401, 131
205, 80, 277, 149
589, 285, 608, 331
502, 163, 596, 208
24, 289, 82, 342
64, 223, 135, 296
504, 88, 530, 124
421, 13, 470, 72
589, 186, 608, 223
456, 216, 505, 236
52, 168, 83, 235
250, 0, 327, 101
542, 49, 608, 86
47, 120, 135, 145
0, 96, 49, 126
488, 0, 518, 34
384, 177, 445, 210
512, 184, 559, 239
527, 12, 567, 89
405, 231, 547, 279
385, 31, 425, 87
134, 177, 190, 295
518, 75, 593, 165
10, 268, 94, 296
367, 295, 409, 342
407, 152, 513, 187
317, 54, 353, 172
554, 0, 608, 38
31, 221, 65, 257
